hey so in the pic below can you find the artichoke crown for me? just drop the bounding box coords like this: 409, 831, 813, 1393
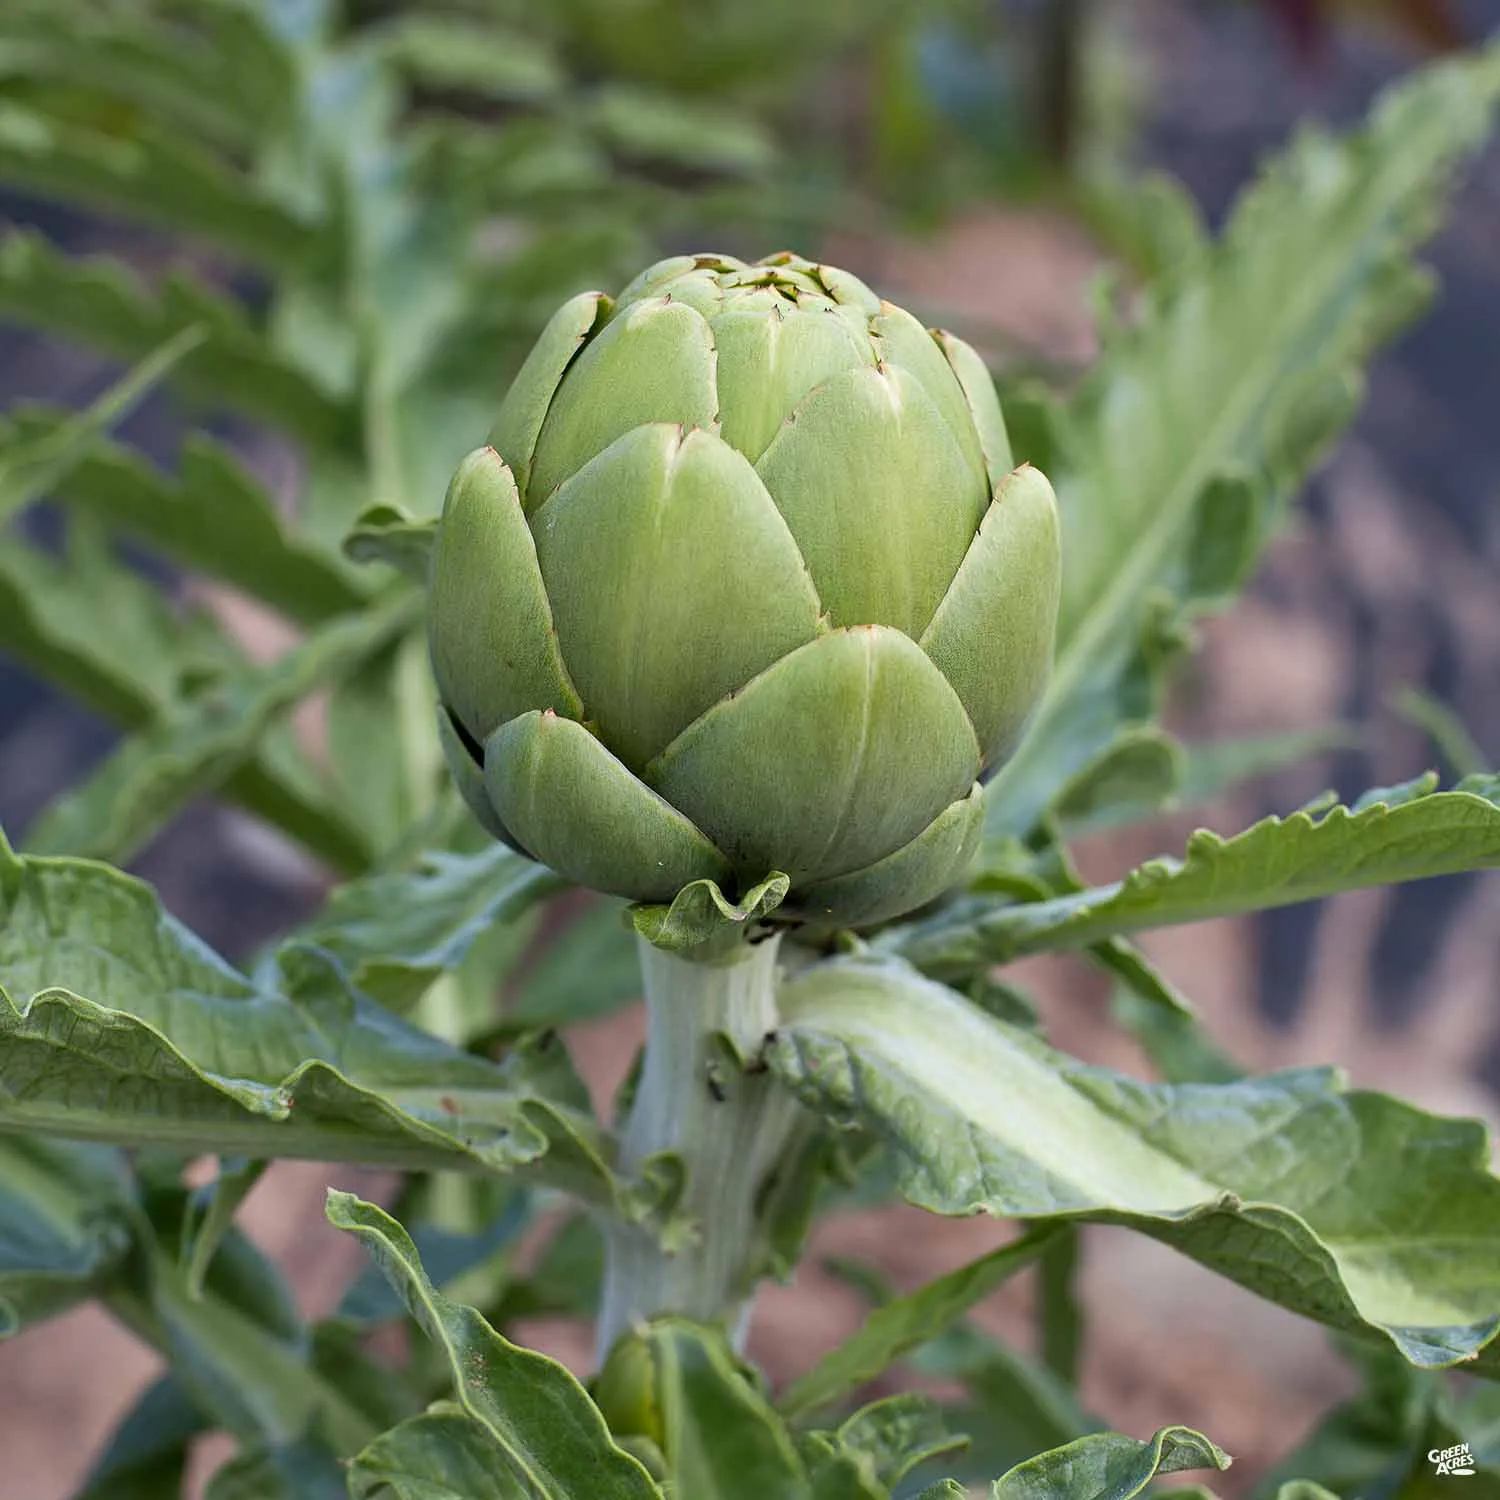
429, 252, 1060, 928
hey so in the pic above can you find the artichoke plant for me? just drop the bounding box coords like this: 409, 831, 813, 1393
429, 251, 1060, 928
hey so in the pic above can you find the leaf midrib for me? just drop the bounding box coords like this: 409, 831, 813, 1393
991, 109, 1453, 826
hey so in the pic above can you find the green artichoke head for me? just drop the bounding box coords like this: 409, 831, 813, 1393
429, 251, 1060, 929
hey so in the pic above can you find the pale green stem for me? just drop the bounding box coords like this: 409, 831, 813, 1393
597, 932, 800, 1359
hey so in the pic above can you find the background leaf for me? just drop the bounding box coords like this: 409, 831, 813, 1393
901, 776, 1500, 971
0, 841, 613, 1199
989, 1426, 1230, 1500
986, 43, 1500, 843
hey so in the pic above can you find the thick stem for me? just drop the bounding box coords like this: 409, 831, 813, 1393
597, 932, 798, 1359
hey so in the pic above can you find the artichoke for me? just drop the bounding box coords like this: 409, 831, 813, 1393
429, 251, 1060, 928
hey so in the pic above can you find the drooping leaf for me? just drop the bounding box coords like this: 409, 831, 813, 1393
181, 1157, 270, 1299
0, 840, 617, 1203
587, 85, 776, 176
901, 777, 1500, 971
1049, 728, 1181, 834
778, 1226, 1059, 1421
0, 522, 227, 721
328, 1193, 660, 1500
1106, 980, 1243, 1086
985, 45, 1500, 842
0, 1133, 134, 1335
323, 633, 447, 865
772, 955, 1500, 1376
988, 1426, 1230, 1500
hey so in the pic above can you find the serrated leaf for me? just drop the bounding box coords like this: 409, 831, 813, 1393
14, 421, 366, 622
986, 46, 1500, 843
24, 595, 418, 865
0, 841, 617, 1203
903, 777, 1500, 969
0, 1133, 133, 1335
0, 98, 316, 269
587, 85, 776, 176
0, 522, 371, 870
328, 1193, 660, 1499
0, 0, 296, 151
778, 1226, 1058, 1421
0, 232, 353, 447
278, 841, 560, 1012
372, 14, 564, 102
772, 955, 1500, 1376
989, 1426, 1230, 1500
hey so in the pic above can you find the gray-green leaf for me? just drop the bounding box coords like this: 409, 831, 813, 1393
328, 1193, 660, 1500
772, 956, 1500, 1376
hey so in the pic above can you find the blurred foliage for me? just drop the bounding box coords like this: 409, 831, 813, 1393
2, 5, 1500, 1496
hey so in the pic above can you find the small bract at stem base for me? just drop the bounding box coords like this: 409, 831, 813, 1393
597, 931, 802, 1359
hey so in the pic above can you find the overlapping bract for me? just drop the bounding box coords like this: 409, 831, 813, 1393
429, 252, 1060, 927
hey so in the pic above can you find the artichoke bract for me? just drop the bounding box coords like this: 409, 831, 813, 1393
429, 251, 1060, 928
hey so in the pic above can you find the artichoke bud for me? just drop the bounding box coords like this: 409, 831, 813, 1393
429, 252, 1060, 928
